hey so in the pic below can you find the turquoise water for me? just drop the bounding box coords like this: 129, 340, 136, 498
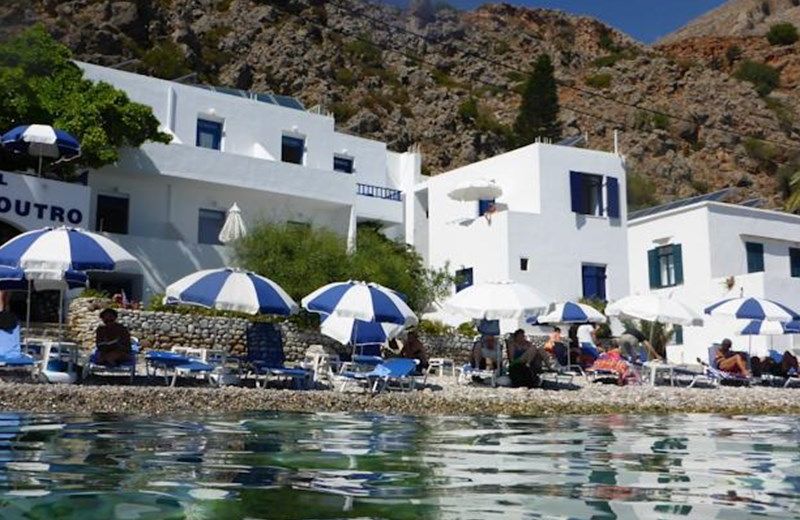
0, 413, 798, 519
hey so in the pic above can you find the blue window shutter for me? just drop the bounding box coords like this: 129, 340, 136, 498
648, 248, 660, 289
672, 244, 684, 285
478, 199, 494, 216
791, 248, 800, 278
581, 266, 594, 299
746, 242, 764, 273
606, 177, 620, 219
570, 171, 582, 213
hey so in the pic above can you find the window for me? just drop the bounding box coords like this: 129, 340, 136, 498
196, 118, 222, 150
746, 242, 764, 273
478, 199, 495, 216
282, 135, 304, 164
791, 248, 800, 278
333, 155, 354, 173
95, 195, 129, 235
198, 208, 225, 245
570, 172, 620, 218
648, 244, 684, 289
673, 325, 684, 345
582, 264, 607, 301
455, 267, 473, 293
520, 257, 529, 271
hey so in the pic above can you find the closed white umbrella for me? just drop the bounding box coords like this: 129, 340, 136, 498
218, 203, 247, 244
606, 294, 702, 326
447, 179, 503, 202
443, 281, 550, 321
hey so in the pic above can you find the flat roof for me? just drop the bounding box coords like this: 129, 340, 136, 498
629, 197, 800, 227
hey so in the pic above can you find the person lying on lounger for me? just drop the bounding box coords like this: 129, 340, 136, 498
587, 341, 636, 385
95, 308, 131, 367
716, 339, 750, 378
751, 351, 799, 378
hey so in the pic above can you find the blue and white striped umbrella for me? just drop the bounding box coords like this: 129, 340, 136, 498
1, 125, 80, 160
165, 268, 298, 316
0, 227, 140, 278
302, 281, 418, 327
705, 297, 800, 322
738, 320, 790, 336
0, 265, 87, 291
320, 314, 404, 346
535, 301, 606, 324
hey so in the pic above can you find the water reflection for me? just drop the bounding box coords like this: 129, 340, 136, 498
0, 412, 796, 519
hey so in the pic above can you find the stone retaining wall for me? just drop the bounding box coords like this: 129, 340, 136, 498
67, 298, 476, 363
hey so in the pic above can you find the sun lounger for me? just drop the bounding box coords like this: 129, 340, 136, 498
82, 338, 140, 383
756, 350, 800, 388
700, 346, 751, 387
335, 358, 419, 393
351, 343, 383, 366
457, 363, 500, 387
245, 338, 311, 389
0, 323, 35, 374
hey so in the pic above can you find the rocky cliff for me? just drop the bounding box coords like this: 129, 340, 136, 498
4, 0, 799, 209
661, 0, 800, 42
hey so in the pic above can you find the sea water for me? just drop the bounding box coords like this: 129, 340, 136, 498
0, 412, 797, 519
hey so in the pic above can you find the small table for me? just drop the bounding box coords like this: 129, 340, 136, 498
643, 362, 677, 386
427, 358, 456, 377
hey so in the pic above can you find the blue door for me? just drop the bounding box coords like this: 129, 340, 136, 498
582, 265, 607, 301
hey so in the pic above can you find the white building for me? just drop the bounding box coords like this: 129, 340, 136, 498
0, 62, 421, 301
413, 142, 630, 304
627, 190, 800, 364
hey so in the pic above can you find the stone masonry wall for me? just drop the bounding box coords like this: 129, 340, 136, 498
67, 298, 476, 363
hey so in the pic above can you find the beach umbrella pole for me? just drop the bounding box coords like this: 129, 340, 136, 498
58, 288, 63, 342
25, 280, 31, 344
37, 154, 43, 176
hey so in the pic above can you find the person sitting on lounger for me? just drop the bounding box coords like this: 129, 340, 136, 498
715, 339, 749, 377
588, 340, 637, 385
751, 350, 799, 378
507, 329, 549, 388
400, 330, 429, 373
95, 308, 131, 367
618, 326, 662, 362
471, 334, 502, 371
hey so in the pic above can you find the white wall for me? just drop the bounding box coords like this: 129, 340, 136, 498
425, 143, 628, 301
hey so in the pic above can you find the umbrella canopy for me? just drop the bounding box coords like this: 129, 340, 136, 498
302, 281, 418, 327
704, 297, 800, 322
320, 314, 404, 346
738, 319, 790, 336
165, 268, 297, 316
218, 203, 247, 244
535, 302, 606, 324
606, 294, 702, 326
0, 227, 140, 278
443, 280, 550, 321
447, 179, 503, 202
0, 265, 87, 291
1, 125, 81, 160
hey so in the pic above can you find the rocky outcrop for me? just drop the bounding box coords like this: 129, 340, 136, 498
12, 0, 800, 209
661, 0, 800, 42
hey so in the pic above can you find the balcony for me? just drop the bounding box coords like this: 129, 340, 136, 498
109, 142, 356, 206
355, 183, 404, 224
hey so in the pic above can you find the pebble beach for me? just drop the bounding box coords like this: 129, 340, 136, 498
2, 377, 800, 417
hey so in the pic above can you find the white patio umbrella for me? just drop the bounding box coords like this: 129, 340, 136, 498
218, 203, 247, 244
606, 294, 702, 326
447, 179, 503, 202
443, 281, 550, 321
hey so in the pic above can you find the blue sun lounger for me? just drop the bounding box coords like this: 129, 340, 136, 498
245, 338, 311, 389
0, 323, 35, 373
336, 358, 419, 393
83, 339, 139, 383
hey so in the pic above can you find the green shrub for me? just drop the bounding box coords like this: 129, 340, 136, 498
627, 172, 660, 210
734, 60, 780, 96
585, 73, 612, 89
765, 96, 796, 132
457, 321, 477, 337
343, 36, 382, 68
766, 22, 799, 46
334, 67, 356, 87
652, 112, 670, 130
592, 54, 621, 68
431, 68, 461, 88
418, 319, 453, 336
632, 110, 670, 131
79, 288, 111, 299
458, 97, 479, 122
141, 40, 191, 80
743, 137, 777, 164
329, 102, 357, 123
725, 45, 742, 65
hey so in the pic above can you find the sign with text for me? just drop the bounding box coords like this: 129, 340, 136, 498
0, 170, 90, 231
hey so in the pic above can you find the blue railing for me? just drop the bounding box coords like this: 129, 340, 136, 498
356, 183, 403, 202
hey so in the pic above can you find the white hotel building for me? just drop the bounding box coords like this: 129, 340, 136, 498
627, 190, 800, 363
0, 62, 419, 300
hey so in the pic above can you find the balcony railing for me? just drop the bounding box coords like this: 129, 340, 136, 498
356, 183, 403, 202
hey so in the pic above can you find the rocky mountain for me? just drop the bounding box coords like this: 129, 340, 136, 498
3, 0, 799, 209
661, 0, 800, 42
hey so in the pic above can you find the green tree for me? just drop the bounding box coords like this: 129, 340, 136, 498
0, 26, 169, 173
766, 22, 799, 46
512, 54, 561, 146
234, 222, 453, 314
